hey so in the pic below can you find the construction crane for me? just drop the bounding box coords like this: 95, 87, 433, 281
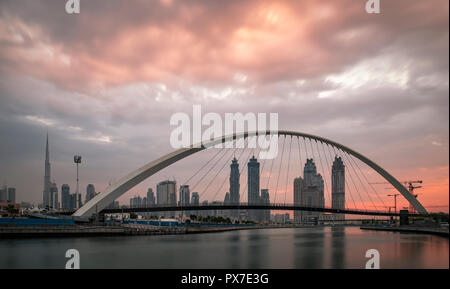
387, 194, 400, 214
371, 180, 423, 213
370, 180, 423, 195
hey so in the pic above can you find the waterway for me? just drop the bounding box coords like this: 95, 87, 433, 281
0, 226, 448, 269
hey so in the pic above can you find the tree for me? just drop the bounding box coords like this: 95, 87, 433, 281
6, 204, 19, 218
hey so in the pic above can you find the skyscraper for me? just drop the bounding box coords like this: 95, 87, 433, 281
260, 189, 270, 223
332, 156, 345, 221
0, 186, 7, 202
191, 192, 200, 217
179, 185, 190, 218
248, 156, 260, 222
293, 159, 324, 223
293, 177, 305, 223
229, 157, 240, 219
157, 180, 176, 217
179, 185, 190, 206
85, 184, 96, 203
191, 192, 199, 205
61, 184, 71, 209
49, 182, 59, 209
7, 187, 16, 203
43, 133, 52, 207
223, 192, 231, 218
146, 188, 155, 205
130, 195, 142, 207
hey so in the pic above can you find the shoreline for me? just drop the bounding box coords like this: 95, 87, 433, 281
0, 224, 314, 239
360, 225, 449, 237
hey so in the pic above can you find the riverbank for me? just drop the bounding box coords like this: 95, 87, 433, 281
0, 224, 307, 239
360, 225, 449, 237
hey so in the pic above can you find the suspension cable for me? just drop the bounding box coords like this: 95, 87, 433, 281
312, 139, 331, 207
341, 150, 379, 211
331, 145, 368, 211
273, 135, 286, 204
347, 153, 388, 209
325, 143, 358, 210
283, 136, 293, 204
190, 145, 231, 194
198, 143, 239, 200
265, 135, 279, 190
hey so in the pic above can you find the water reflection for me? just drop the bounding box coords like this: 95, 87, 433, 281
293, 228, 325, 268
0, 227, 447, 269
330, 227, 346, 269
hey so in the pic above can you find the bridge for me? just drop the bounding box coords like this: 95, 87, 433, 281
100, 203, 426, 217
73, 130, 432, 220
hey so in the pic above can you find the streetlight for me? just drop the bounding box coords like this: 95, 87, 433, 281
74, 155, 82, 209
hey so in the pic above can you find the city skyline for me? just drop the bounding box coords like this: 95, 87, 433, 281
0, 0, 447, 212
11, 131, 445, 217
0, 0, 448, 272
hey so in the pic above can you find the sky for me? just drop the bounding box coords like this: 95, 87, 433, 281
0, 0, 448, 212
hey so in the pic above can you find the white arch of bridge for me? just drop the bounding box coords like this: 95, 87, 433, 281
73, 130, 427, 217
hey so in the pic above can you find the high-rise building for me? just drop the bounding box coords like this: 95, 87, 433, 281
7, 187, 16, 203
179, 185, 190, 218
260, 189, 270, 222
190, 192, 200, 217
191, 192, 199, 205
43, 133, 52, 207
332, 156, 345, 221
247, 156, 260, 222
105, 201, 119, 209
224, 192, 230, 204
293, 159, 324, 223
69, 193, 78, 210
85, 184, 96, 203
293, 177, 304, 223
49, 182, 59, 209
229, 157, 240, 219
157, 180, 176, 217
223, 192, 231, 218
146, 188, 155, 205
61, 184, 71, 209
130, 195, 142, 207
0, 186, 7, 202
179, 185, 190, 206
200, 200, 210, 217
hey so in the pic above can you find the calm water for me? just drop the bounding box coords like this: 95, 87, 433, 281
0, 227, 448, 269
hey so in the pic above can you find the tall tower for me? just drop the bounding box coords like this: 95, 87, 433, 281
85, 184, 96, 203
179, 185, 190, 206
157, 180, 176, 217
247, 156, 260, 222
43, 133, 52, 208
260, 189, 270, 223
299, 159, 324, 223
229, 157, 240, 219
332, 156, 345, 220
293, 177, 305, 223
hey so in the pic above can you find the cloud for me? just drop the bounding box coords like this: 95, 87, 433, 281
0, 0, 447, 208
1, 0, 447, 90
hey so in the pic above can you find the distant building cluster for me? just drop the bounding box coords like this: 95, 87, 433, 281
119, 153, 345, 224
294, 157, 346, 223
40, 134, 114, 211
0, 185, 15, 204
0, 185, 19, 217
34, 133, 345, 223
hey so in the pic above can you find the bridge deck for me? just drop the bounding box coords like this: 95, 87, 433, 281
93, 204, 435, 217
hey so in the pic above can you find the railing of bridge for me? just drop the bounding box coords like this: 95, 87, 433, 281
97, 202, 438, 217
